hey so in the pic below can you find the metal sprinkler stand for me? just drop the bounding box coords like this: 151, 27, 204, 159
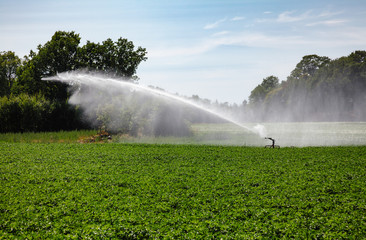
265, 137, 280, 148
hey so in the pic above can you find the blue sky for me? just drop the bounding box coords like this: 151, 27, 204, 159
1, 0, 366, 103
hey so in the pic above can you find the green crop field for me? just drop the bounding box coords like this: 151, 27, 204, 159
115, 122, 366, 146
0, 130, 98, 144
1, 143, 365, 239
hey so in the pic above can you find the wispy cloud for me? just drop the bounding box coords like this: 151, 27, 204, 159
149, 42, 217, 58
204, 18, 227, 29
276, 9, 346, 25
306, 19, 348, 26
212, 31, 230, 37
318, 10, 343, 18
150, 23, 366, 59
151, 9, 364, 59
149, 32, 306, 58
277, 11, 312, 22
231, 16, 245, 21
211, 32, 308, 48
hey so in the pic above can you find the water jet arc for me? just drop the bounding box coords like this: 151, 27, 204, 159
43, 72, 262, 136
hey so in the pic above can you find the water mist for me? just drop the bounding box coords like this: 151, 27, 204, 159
43, 71, 267, 145
43, 71, 366, 147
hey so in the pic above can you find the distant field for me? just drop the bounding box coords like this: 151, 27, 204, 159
1, 143, 365, 238
0, 130, 97, 143
1, 122, 365, 147
116, 122, 366, 146
260, 122, 366, 147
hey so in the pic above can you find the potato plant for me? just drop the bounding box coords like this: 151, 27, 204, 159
0, 143, 365, 238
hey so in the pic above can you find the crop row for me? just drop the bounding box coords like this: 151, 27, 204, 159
1, 143, 365, 238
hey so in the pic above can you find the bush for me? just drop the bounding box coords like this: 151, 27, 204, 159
0, 94, 86, 133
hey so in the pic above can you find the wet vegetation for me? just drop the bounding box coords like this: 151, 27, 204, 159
1, 143, 365, 238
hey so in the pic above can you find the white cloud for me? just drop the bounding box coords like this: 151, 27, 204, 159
149, 32, 305, 59
204, 18, 227, 29
213, 32, 308, 48
149, 22, 366, 60
306, 19, 348, 26
212, 31, 230, 37
148, 41, 217, 58
318, 10, 343, 18
276, 9, 347, 26
150, 10, 365, 64
277, 11, 312, 23
231, 16, 245, 21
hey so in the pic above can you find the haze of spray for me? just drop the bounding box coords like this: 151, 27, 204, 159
43, 71, 366, 147
43, 71, 267, 138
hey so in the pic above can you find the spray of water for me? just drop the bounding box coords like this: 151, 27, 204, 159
42, 71, 366, 146
43, 71, 267, 139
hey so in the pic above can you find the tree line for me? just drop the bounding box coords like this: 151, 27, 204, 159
246, 51, 366, 121
1, 30, 365, 134
169, 51, 366, 123
0, 31, 147, 133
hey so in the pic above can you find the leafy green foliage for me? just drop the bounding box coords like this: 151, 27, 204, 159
78, 38, 147, 78
0, 51, 21, 97
0, 31, 148, 133
289, 54, 331, 82
12, 32, 81, 100
1, 143, 365, 238
252, 51, 366, 121
11, 31, 147, 101
249, 75, 279, 105
0, 94, 85, 133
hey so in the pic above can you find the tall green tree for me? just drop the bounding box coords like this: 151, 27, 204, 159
289, 54, 331, 82
261, 75, 279, 92
282, 55, 330, 120
0, 51, 21, 96
13, 31, 148, 100
249, 75, 279, 105
13, 31, 81, 100
248, 76, 279, 121
3, 30, 148, 133
78, 38, 147, 79
311, 51, 366, 120
247, 52, 366, 121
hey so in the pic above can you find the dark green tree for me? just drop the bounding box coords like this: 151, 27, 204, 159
249, 75, 279, 105
248, 52, 366, 121
78, 38, 147, 79
77, 41, 104, 70
311, 51, 366, 120
288, 54, 331, 82
13, 31, 81, 100
0, 51, 21, 96
3, 30, 148, 133
249, 84, 266, 105
261, 75, 279, 92
13, 31, 148, 99
282, 55, 330, 120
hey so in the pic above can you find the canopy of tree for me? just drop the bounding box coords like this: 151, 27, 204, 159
248, 51, 366, 121
0, 31, 147, 133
